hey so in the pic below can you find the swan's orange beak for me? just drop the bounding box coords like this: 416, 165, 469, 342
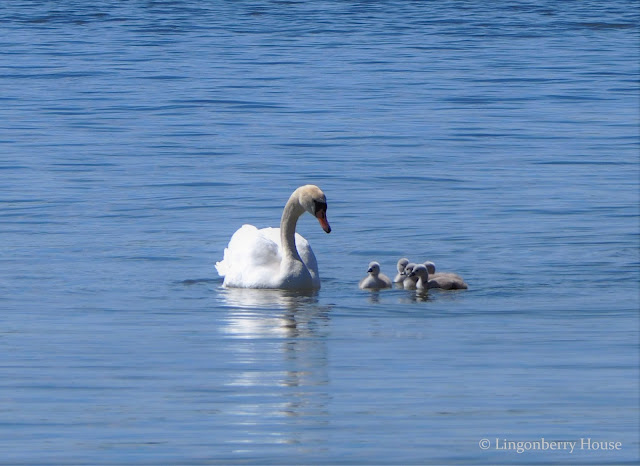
315, 210, 331, 233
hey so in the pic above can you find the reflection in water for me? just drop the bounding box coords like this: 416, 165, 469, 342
398, 289, 433, 304
219, 287, 321, 310
217, 287, 331, 453
364, 290, 382, 304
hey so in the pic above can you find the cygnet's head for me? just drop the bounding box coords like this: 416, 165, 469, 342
367, 261, 381, 276
295, 185, 331, 233
397, 258, 410, 273
404, 263, 417, 276
409, 264, 429, 279
423, 261, 436, 275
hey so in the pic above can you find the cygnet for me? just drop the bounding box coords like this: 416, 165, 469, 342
410, 264, 468, 290
402, 263, 419, 289
359, 261, 393, 290
394, 258, 410, 283
423, 261, 465, 282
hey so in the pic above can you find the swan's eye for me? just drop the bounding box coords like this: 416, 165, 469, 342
313, 200, 327, 214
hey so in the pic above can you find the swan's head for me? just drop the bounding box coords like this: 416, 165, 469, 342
404, 263, 417, 276
409, 264, 429, 279
367, 261, 381, 276
296, 184, 331, 233
397, 258, 410, 273
423, 261, 436, 275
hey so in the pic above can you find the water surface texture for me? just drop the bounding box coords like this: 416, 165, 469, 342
1, 1, 639, 464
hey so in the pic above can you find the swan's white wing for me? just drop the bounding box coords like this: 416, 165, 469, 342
215, 225, 320, 289
215, 225, 281, 288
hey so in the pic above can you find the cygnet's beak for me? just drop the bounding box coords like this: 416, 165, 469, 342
315, 209, 331, 233
367, 267, 373, 273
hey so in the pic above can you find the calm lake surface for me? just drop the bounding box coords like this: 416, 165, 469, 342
1, 1, 639, 464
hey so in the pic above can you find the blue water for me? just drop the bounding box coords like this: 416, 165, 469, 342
1, 1, 639, 464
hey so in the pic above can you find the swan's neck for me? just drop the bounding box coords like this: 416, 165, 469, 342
280, 194, 305, 262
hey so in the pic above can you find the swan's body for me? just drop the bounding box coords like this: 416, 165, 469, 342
215, 185, 331, 290
402, 263, 419, 289
393, 258, 410, 283
410, 264, 468, 290
359, 261, 392, 290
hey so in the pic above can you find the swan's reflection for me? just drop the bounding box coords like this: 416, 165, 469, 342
217, 287, 331, 451
219, 287, 320, 311
219, 288, 326, 338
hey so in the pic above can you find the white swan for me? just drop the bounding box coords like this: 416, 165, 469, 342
394, 258, 410, 283
410, 264, 468, 290
359, 261, 392, 290
215, 185, 331, 290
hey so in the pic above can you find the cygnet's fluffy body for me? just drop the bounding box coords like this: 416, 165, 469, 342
394, 258, 410, 283
359, 261, 392, 290
410, 264, 468, 290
